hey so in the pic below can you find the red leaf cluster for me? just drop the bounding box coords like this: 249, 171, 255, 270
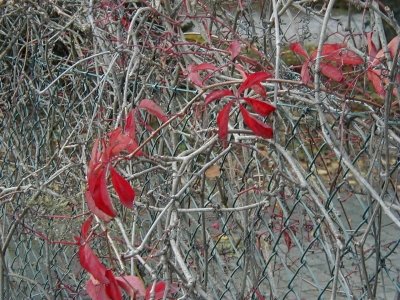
78, 217, 169, 300
203, 70, 275, 146
86, 99, 168, 221
291, 36, 400, 97
290, 42, 362, 83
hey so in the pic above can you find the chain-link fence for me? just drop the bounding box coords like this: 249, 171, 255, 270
1, 0, 400, 299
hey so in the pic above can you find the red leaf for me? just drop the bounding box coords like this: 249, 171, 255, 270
367, 68, 385, 96
115, 276, 146, 298
108, 128, 133, 158
187, 63, 218, 87
238, 72, 272, 95
289, 42, 309, 58
86, 277, 110, 300
89, 139, 101, 170
105, 270, 122, 300
387, 35, 400, 59
189, 63, 218, 72
311, 43, 363, 65
228, 40, 241, 60
374, 36, 400, 63
337, 49, 364, 65
239, 105, 273, 139
81, 216, 93, 241
251, 83, 267, 97
320, 63, 343, 82
91, 168, 117, 218
85, 191, 113, 222
311, 43, 343, 60
205, 89, 234, 105
217, 101, 234, 147
301, 61, 312, 84
110, 167, 135, 209
243, 98, 276, 117
138, 99, 169, 123
79, 244, 109, 284
145, 281, 166, 300
125, 109, 137, 139
283, 230, 293, 251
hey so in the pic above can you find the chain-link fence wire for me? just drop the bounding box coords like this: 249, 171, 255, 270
1, 0, 400, 299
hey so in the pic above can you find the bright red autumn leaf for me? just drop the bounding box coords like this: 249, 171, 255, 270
289, 42, 309, 59
81, 215, 93, 240
228, 40, 241, 60
125, 109, 137, 138
238, 71, 272, 95
239, 105, 273, 139
107, 128, 133, 158
105, 270, 122, 300
205, 89, 234, 105
320, 63, 343, 82
110, 167, 135, 209
138, 99, 169, 123
310, 43, 342, 60
311, 43, 363, 65
243, 98, 275, 117
85, 190, 113, 222
216, 101, 234, 147
90, 168, 117, 218
79, 243, 109, 284
115, 276, 146, 298
145, 281, 167, 300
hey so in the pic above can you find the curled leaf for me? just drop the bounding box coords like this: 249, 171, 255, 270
79, 244, 109, 284
216, 101, 234, 147
85, 191, 113, 222
90, 167, 116, 218
243, 98, 275, 117
110, 167, 135, 209
138, 99, 169, 123
239, 105, 273, 139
